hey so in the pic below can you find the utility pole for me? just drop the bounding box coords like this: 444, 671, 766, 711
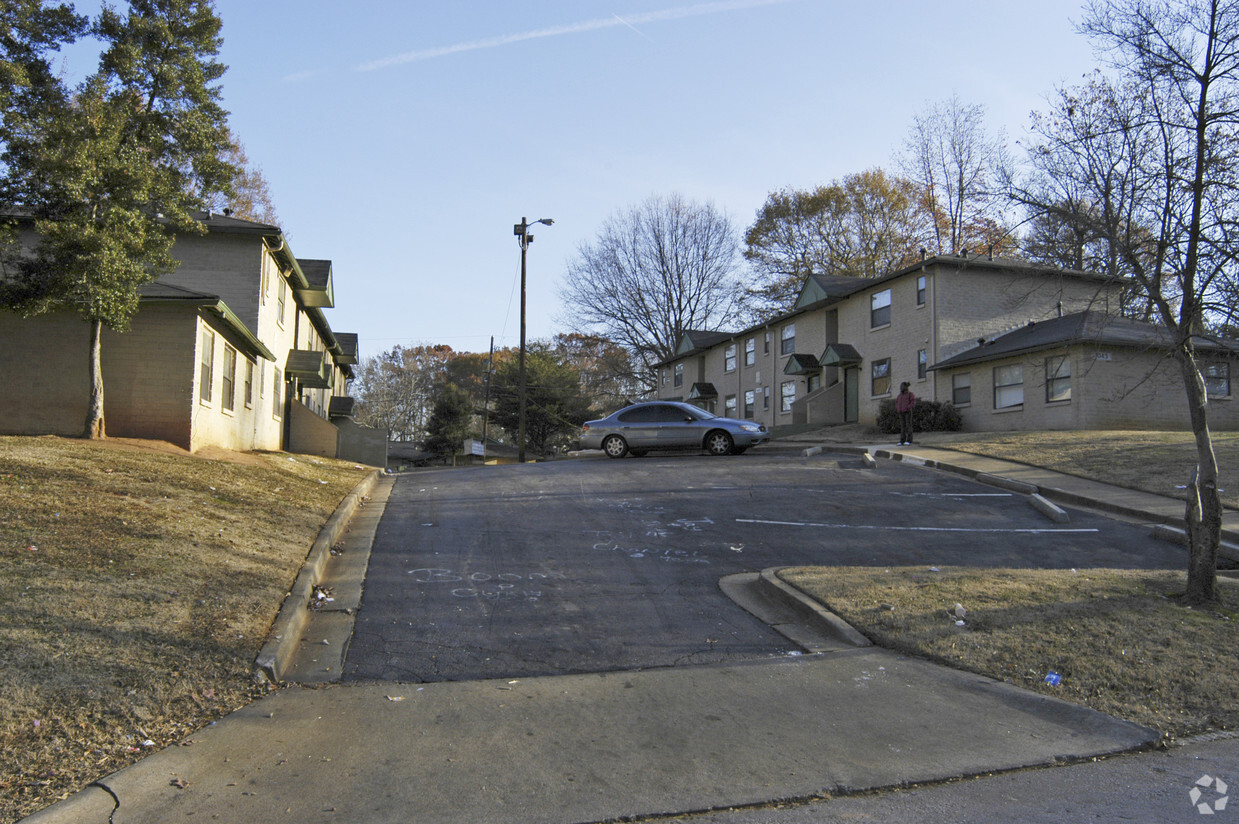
513, 216, 553, 463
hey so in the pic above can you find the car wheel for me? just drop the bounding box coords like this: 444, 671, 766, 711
602, 434, 629, 458
705, 430, 733, 456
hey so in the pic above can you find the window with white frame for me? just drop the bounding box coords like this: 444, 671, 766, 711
994, 364, 1024, 409
674, 362, 683, 388
780, 380, 796, 412
1204, 362, 1231, 398
199, 329, 214, 403
244, 359, 254, 408
916, 275, 927, 306
781, 324, 796, 355
273, 367, 283, 418
277, 278, 287, 326
725, 344, 737, 372
725, 394, 737, 416
871, 357, 891, 396
745, 337, 756, 366
763, 386, 770, 409
1046, 355, 1071, 403
871, 289, 892, 328
764, 331, 771, 354
917, 348, 928, 380
952, 372, 971, 405
744, 389, 755, 418
222, 345, 237, 412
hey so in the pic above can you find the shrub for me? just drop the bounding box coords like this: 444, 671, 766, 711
876, 398, 963, 434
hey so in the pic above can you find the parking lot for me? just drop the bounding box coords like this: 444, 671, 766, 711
343, 452, 1186, 683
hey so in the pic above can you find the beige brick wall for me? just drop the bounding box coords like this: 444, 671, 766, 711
0, 306, 198, 447
661, 259, 1125, 430
938, 345, 1239, 432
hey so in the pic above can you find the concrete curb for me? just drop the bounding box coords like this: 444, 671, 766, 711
1030, 493, 1071, 524
758, 568, 872, 648
253, 469, 381, 683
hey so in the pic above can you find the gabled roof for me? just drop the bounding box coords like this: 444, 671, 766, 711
784, 353, 821, 375
794, 274, 872, 311
296, 258, 334, 308
930, 311, 1239, 370
138, 282, 275, 361
674, 330, 734, 357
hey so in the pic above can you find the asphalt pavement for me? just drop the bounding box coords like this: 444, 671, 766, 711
20, 438, 1239, 824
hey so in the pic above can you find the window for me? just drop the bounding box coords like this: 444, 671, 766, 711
744, 390, 755, 418
725, 394, 737, 416
273, 367, 283, 418
764, 332, 771, 354
871, 289, 892, 328
277, 278, 287, 326
674, 363, 683, 388
871, 358, 891, 396
745, 337, 756, 367
994, 364, 1024, 409
916, 275, 927, 307
780, 324, 796, 355
1046, 355, 1071, 403
917, 348, 928, 381
780, 381, 796, 412
244, 359, 254, 408
724, 344, 737, 372
763, 386, 771, 410
952, 372, 972, 406
199, 330, 214, 403
1204, 362, 1231, 399
222, 345, 237, 412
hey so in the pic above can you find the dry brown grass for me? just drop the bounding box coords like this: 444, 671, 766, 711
781, 565, 1239, 740
0, 436, 370, 821
924, 430, 1239, 510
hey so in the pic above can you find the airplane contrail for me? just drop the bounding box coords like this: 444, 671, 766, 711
356, 0, 796, 72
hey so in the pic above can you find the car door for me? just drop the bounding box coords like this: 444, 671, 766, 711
654, 403, 704, 448
614, 405, 661, 449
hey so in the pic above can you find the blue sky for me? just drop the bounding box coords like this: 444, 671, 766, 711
62, 1, 1104, 360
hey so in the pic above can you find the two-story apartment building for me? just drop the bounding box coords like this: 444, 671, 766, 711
0, 211, 385, 463
656, 253, 1239, 433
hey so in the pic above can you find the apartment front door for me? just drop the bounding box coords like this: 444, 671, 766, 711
844, 367, 858, 423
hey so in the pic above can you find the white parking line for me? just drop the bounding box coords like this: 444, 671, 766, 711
736, 518, 1099, 534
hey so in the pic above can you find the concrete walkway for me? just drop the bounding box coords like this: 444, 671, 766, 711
20, 435, 1233, 823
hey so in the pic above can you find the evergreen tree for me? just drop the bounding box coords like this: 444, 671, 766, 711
1, 0, 236, 438
423, 383, 475, 460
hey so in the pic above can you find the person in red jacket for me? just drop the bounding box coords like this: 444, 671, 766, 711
895, 381, 916, 446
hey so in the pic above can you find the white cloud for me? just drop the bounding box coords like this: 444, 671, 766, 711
356, 0, 796, 72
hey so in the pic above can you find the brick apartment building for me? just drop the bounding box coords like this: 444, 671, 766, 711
655, 254, 1239, 433
0, 211, 386, 464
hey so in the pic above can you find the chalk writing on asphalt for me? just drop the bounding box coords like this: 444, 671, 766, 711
405, 568, 566, 601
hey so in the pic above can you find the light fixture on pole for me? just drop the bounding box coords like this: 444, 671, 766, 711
513, 216, 553, 463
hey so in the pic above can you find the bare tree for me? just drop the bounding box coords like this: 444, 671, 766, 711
199, 132, 279, 225
1012, 0, 1239, 603
901, 95, 1011, 256
559, 194, 742, 388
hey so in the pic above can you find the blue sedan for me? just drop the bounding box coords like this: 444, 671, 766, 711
580, 401, 769, 458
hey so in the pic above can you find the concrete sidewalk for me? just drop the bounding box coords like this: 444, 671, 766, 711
19, 438, 1226, 823
21, 652, 1156, 824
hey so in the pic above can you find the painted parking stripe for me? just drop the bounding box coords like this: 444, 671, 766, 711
736, 518, 1099, 534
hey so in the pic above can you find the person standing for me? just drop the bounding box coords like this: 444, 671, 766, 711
895, 382, 916, 446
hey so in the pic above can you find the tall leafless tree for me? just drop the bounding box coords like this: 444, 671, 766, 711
1011, 0, 1239, 603
559, 194, 742, 388
901, 94, 1011, 256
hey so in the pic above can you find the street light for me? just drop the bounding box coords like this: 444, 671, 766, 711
513, 216, 553, 463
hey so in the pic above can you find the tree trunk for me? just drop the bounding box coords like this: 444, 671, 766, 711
83, 318, 106, 439
1180, 353, 1220, 604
